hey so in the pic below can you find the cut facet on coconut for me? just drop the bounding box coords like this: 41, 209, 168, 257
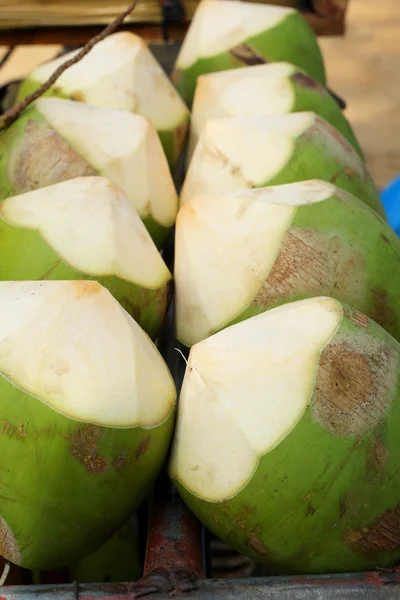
170, 297, 400, 574
0, 280, 176, 570
175, 181, 400, 347
172, 0, 326, 105
181, 113, 384, 217
16, 32, 190, 168
189, 62, 363, 161
0, 177, 172, 339
0, 99, 178, 247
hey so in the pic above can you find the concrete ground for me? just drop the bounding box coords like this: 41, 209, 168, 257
0, 0, 399, 189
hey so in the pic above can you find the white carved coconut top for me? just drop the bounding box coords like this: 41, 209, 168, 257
0, 281, 176, 426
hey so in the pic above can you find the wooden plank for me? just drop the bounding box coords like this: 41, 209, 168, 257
0, 12, 345, 46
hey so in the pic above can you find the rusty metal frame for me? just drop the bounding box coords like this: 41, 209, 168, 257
1, 490, 400, 599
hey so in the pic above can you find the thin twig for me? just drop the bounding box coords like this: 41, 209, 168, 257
0, 0, 139, 130
0, 47, 15, 70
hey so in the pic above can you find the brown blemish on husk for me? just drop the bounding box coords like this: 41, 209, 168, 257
247, 534, 267, 555
339, 497, 348, 519
380, 233, 390, 245
370, 288, 396, 334
173, 121, 189, 157
136, 436, 150, 459
291, 72, 322, 92
69, 425, 108, 474
10, 119, 96, 193
252, 228, 365, 309
253, 229, 331, 307
230, 44, 267, 66
0, 517, 21, 565
369, 438, 389, 478
313, 342, 391, 437
344, 308, 370, 329
345, 504, 400, 554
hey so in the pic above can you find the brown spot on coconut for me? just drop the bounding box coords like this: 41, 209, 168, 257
247, 534, 268, 555
230, 44, 267, 66
291, 71, 322, 91
371, 287, 397, 335
0, 517, 21, 566
344, 309, 370, 329
135, 436, 151, 460
345, 504, 400, 554
369, 438, 389, 479
9, 119, 96, 194
69, 425, 109, 475
312, 345, 378, 437
251, 228, 365, 309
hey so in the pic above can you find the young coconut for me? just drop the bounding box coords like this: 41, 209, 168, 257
16, 32, 189, 168
0, 176, 171, 340
176, 181, 400, 347
172, 0, 326, 106
170, 298, 400, 574
67, 518, 141, 583
181, 113, 384, 218
0, 98, 178, 248
0, 280, 176, 570
188, 62, 362, 161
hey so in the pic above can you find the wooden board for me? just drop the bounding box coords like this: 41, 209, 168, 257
0, 0, 348, 43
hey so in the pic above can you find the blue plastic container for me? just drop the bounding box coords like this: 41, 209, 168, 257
381, 176, 400, 236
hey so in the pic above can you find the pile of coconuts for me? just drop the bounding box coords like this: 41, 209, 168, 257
0, 0, 400, 584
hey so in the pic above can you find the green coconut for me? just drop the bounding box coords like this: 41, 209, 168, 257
0, 98, 178, 248
172, 0, 326, 106
0, 176, 171, 340
176, 180, 400, 347
188, 62, 362, 161
0, 280, 176, 570
170, 297, 400, 574
181, 112, 384, 217
16, 32, 189, 169
68, 518, 141, 583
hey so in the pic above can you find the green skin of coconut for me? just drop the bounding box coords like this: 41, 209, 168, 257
225, 192, 400, 340
15, 81, 186, 172
0, 219, 170, 340
173, 12, 326, 106
265, 127, 382, 216
67, 519, 141, 583
0, 107, 171, 249
0, 378, 175, 570
289, 73, 363, 159
171, 306, 400, 574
